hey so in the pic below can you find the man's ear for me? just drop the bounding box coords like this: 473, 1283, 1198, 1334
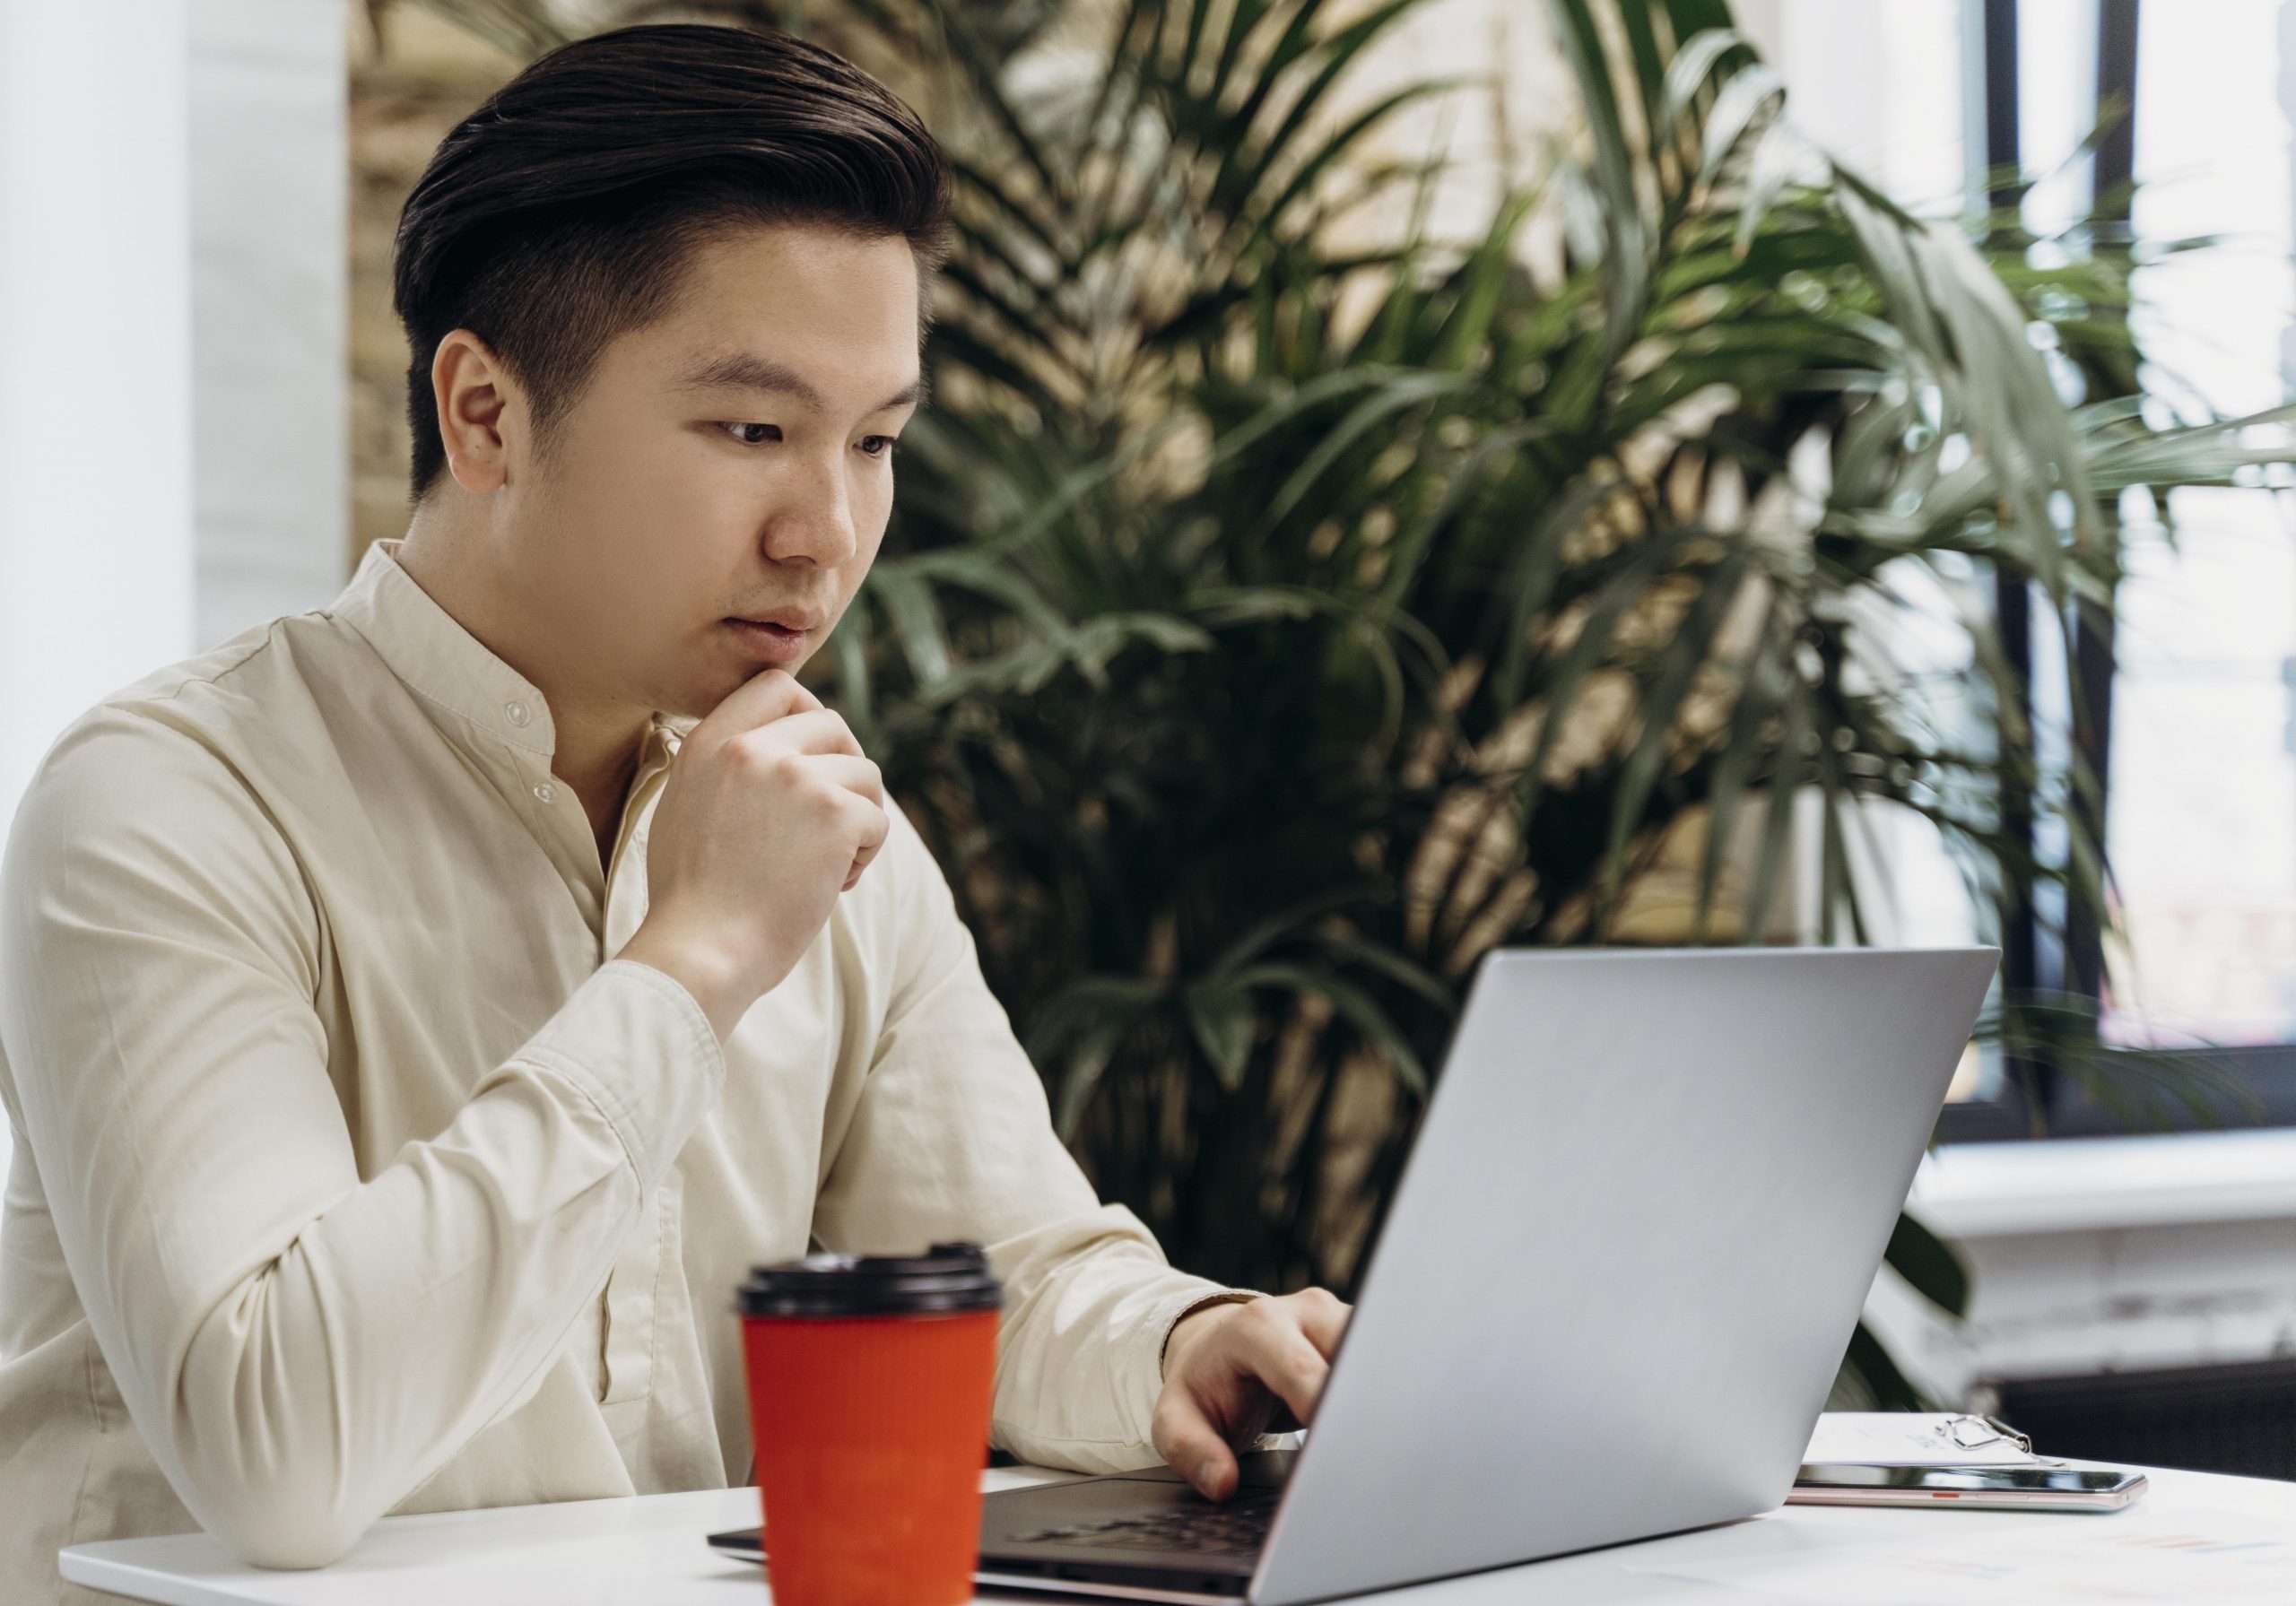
430, 329, 524, 495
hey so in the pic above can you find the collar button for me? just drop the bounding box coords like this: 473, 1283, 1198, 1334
533, 782, 556, 804
505, 699, 532, 727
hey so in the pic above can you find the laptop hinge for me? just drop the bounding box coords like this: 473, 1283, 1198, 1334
973, 1568, 1239, 1604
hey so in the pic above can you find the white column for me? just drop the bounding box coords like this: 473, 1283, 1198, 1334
2282, 0, 2296, 394
189, 0, 349, 648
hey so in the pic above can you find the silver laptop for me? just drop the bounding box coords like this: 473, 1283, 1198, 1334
969, 946, 1997, 1602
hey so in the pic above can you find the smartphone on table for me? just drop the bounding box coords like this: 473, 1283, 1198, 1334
1788, 1463, 2148, 1512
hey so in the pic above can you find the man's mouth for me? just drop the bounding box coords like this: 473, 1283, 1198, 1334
726, 606, 824, 634
723, 612, 823, 663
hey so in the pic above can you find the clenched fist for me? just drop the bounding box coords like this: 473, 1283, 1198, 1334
621, 670, 886, 1037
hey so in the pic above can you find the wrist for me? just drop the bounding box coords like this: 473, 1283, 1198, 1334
620, 919, 756, 1040
1161, 1290, 1260, 1382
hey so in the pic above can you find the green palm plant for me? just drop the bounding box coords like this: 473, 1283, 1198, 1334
838, 0, 2296, 1403
417, 0, 2295, 1404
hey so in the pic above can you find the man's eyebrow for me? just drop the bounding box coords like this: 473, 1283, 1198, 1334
674, 350, 925, 414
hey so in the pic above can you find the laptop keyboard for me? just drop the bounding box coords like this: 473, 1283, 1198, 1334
1016, 1491, 1278, 1557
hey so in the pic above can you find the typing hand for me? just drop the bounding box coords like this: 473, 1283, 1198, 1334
1153, 1289, 1352, 1500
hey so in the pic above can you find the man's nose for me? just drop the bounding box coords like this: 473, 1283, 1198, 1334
760, 451, 859, 569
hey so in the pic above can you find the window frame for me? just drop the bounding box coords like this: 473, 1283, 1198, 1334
1933, 0, 2296, 1143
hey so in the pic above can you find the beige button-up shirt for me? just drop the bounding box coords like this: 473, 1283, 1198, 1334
0, 538, 1222, 1602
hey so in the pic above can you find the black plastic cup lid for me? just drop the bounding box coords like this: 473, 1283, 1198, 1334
739, 1241, 1003, 1317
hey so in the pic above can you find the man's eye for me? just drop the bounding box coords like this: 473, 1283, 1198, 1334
858, 435, 897, 459
722, 422, 781, 446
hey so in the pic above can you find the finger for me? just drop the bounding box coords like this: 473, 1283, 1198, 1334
1232, 1307, 1333, 1428
805, 754, 883, 804
839, 795, 891, 890
743, 709, 863, 761
696, 667, 822, 738
1153, 1386, 1240, 1502
1290, 1288, 1352, 1359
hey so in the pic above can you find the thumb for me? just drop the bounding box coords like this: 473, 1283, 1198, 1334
1153, 1388, 1239, 1501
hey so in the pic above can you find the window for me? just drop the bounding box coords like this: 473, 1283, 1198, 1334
1936, 0, 2296, 1138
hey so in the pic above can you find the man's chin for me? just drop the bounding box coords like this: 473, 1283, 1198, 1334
676, 660, 817, 717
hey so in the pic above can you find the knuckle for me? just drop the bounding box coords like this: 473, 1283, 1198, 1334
725, 733, 773, 774
770, 749, 813, 788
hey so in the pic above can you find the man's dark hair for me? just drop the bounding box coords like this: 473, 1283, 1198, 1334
391, 23, 951, 499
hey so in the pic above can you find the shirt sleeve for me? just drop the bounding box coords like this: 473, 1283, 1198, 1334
808, 804, 1232, 1473
0, 707, 726, 1568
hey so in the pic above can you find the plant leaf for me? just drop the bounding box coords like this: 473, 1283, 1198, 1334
1885, 1210, 1972, 1319
1182, 981, 1259, 1090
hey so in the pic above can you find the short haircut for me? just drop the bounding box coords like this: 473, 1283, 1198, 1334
391, 22, 952, 499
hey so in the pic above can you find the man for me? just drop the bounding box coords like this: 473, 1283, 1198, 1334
0, 23, 1347, 1601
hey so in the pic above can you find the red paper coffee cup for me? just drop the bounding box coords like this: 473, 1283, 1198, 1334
739, 1243, 1001, 1606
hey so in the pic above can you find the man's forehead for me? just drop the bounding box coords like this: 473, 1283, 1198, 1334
667, 343, 922, 414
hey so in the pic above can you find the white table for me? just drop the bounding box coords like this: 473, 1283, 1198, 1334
60, 1461, 2296, 1604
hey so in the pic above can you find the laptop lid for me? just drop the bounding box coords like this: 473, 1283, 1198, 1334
1247, 946, 1996, 1605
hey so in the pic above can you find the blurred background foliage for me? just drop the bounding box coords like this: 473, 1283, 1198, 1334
397, 0, 2296, 1404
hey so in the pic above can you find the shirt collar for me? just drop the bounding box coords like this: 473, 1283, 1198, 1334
331, 537, 701, 762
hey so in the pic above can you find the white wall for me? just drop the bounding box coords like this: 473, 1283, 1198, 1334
1735, 0, 1970, 213
0, 1, 199, 825
190, 0, 349, 648
0, 0, 348, 1202
0, 0, 199, 1202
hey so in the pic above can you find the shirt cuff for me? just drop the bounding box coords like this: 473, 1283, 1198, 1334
1157, 1289, 1265, 1375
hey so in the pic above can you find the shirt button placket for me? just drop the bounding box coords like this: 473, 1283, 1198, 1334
504, 702, 557, 807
